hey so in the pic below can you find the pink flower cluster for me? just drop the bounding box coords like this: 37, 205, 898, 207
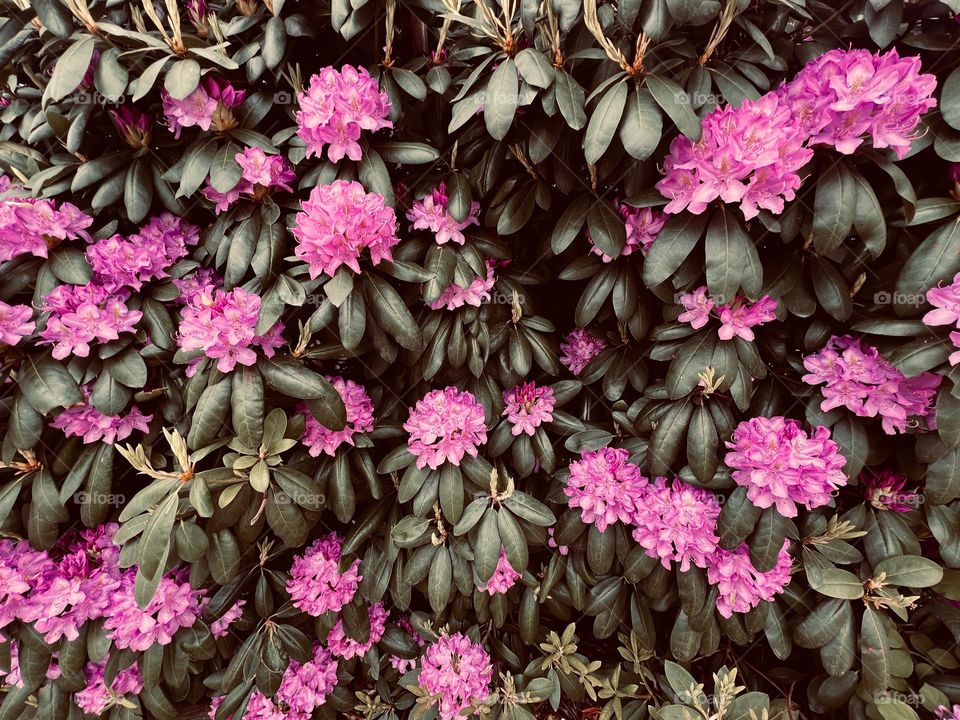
802, 335, 940, 434
705, 539, 792, 618
162, 77, 246, 138
404, 386, 488, 469
286, 533, 361, 616
38, 283, 141, 359
0, 187, 91, 262
296, 65, 392, 162
937, 706, 960, 720
209, 600, 245, 638
565, 447, 647, 532
326, 601, 388, 659
678, 287, 777, 341
630, 477, 720, 572
176, 286, 284, 374
502, 381, 555, 436
0, 301, 34, 345
924, 272, 960, 365
781, 48, 936, 160
243, 644, 338, 720
418, 633, 493, 720
559, 328, 607, 375
75, 660, 144, 715
174, 267, 222, 304
388, 616, 426, 673
292, 180, 399, 278
427, 260, 496, 311
406, 183, 480, 245
588, 204, 666, 262
51, 386, 152, 445
724, 416, 847, 518
480, 548, 521, 595
86, 213, 200, 291
104, 571, 207, 651
203, 147, 295, 214
301, 377, 375, 456
861, 469, 919, 513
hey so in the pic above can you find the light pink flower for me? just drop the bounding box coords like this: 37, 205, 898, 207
419, 633, 492, 720
502, 381, 555, 436
406, 183, 480, 245
565, 447, 647, 532
559, 328, 607, 375
705, 540, 792, 618
301, 377, 374, 456
631, 477, 720, 571
286, 533, 361, 616
403, 387, 488, 469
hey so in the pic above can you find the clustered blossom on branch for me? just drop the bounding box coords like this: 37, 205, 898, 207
51, 386, 152, 444
677, 288, 777, 341
588, 204, 666, 262
292, 180, 399, 278
404, 386, 488, 469
326, 601, 388, 659
241, 644, 338, 720
406, 183, 481, 245
203, 146, 296, 213
296, 65, 392, 162
301, 376, 375, 456
0, 181, 92, 262
705, 539, 793, 618
418, 632, 493, 720
427, 260, 497, 311
38, 283, 141, 360
802, 335, 940, 434
861, 469, 919, 513
176, 286, 285, 374
479, 548, 521, 595
923, 272, 960, 365
502, 381, 555, 436
162, 77, 246, 138
0, 301, 34, 346
559, 328, 607, 375
209, 600, 245, 638
724, 416, 847, 518
286, 533, 361, 616
565, 447, 647, 532
75, 661, 144, 715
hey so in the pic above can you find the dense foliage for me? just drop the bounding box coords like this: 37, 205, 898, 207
4, 0, 960, 719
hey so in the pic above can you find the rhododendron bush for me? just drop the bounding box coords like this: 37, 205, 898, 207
7, 0, 960, 719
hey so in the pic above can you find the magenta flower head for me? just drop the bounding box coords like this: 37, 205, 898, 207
588, 203, 666, 262
724, 416, 847, 518
110, 105, 152, 149
276, 645, 339, 715
406, 182, 480, 245
75, 660, 143, 715
301, 376, 375, 456
705, 539, 792, 618
286, 533, 361, 616
187, 0, 208, 34
925, 272, 960, 328
419, 633, 493, 720
0, 301, 34, 346
677, 287, 777, 341
631, 477, 721, 571
296, 65, 392, 162
502, 381, 555, 436
39, 284, 141, 360
403, 386, 488, 469
326, 601, 388, 659
0, 192, 92, 262
937, 705, 960, 720
292, 180, 399, 279
861, 469, 918, 513
427, 260, 496, 311
479, 547, 521, 595
565, 447, 648, 532
559, 328, 607, 375
209, 599, 244, 638
103, 570, 207, 651
51, 386, 151, 445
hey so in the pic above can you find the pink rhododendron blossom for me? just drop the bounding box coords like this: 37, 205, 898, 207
103, 571, 207, 651
50, 387, 152, 445
861, 469, 919, 513
403, 387, 488, 469
389, 616, 426, 673
162, 77, 245, 138
547, 527, 569, 556
724, 416, 847, 518
38, 283, 142, 359
209, 600, 245, 638
296, 65, 392, 162
705, 539, 792, 618
173, 268, 222, 304
781, 48, 936, 160
937, 705, 960, 720
677, 287, 777, 341
326, 601, 388, 659
631, 477, 721, 571
565, 447, 648, 532
419, 633, 493, 720
406, 183, 480, 245
75, 660, 143, 715
502, 381, 555, 436
0, 301, 34, 345
0, 188, 92, 262
275, 645, 339, 717
301, 377, 375, 456
559, 328, 607, 375
588, 204, 666, 262
177, 286, 284, 374
427, 260, 496, 310
202, 147, 295, 213
924, 273, 960, 365
802, 335, 941, 434
292, 180, 399, 278
286, 533, 361, 616
480, 548, 520, 595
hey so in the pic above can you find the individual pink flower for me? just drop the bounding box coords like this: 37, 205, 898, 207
173, 268, 222, 304
559, 328, 607, 375
588, 204, 666, 262
74, 660, 143, 715
202, 147, 295, 214
724, 416, 847, 518
502, 381, 555, 436
404, 387, 488, 469
418, 633, 493, 720
0, 302, 34, 345
861, 469, 919, 513
274, 645, 339, 718
389, 616, 426, 673
209, 600, 245, 638
38, 283, 141, 359
925, 273, 960, 327
427, 260, 496, 311
291, 180, 399, 278
937, 705, 960, 720
162, 84, 217, 138
296, 65, 392, 162
286, 534, 361, 616
301, 377, 375, 456
50, 388, 152, 445
705, 539, 792, 618
406, 183, 480, 245
0, 190, 92, 262
677, 287, 714, 329
326, 601, 388, 660
103, 570, 207, 651
565, 447, 648, 532
630, 477, 721, 571
802, 335, 940, 434
677, 287, 777, 340
480, 548, 520, 595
